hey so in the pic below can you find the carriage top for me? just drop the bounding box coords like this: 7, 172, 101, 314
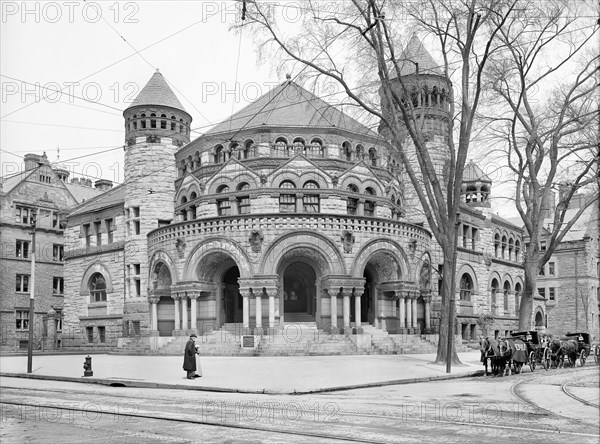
510, 330, 545, 345
565, 332, 591, 346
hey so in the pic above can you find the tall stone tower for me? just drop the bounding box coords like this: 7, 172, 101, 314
121, 69, 192, 332
379, 35, 452, 222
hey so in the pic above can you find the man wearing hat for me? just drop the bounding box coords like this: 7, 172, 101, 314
183, 334, 201, 379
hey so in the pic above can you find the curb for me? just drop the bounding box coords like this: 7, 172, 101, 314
0, 370, 484, 395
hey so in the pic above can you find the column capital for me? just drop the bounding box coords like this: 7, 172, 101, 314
352, 288, 364, 298
187, 290, 201, 300
170, 292, 181, 300
148, 296, 160, 304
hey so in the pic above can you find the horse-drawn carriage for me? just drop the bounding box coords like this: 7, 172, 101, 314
510, 330, 550, 371
565, 332, 591, 366
480, 336, 529, 376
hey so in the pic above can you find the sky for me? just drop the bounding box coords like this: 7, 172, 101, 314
1, 1, 277, 185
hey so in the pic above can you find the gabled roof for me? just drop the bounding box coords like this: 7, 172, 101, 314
393, 35, 443, 78
203, 80, 381, 139
464, 160, 492, 183
127, 69, 187, 112
68, 184, 125, 217
0, 170, 35, 195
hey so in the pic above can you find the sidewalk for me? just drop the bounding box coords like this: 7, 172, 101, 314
0, 352, 483, 394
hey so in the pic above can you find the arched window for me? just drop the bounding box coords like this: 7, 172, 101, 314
171, 116, 176, 131
132, 115, 138, 130
179, 160, 186, 177
347, 183, 359, 215
364, 187, 376, 217
216, 184, 229, 194
514, 283, 522, 317
237, 182, 250, 214
481, 185, 489, 202
214, 145, 224, 163
189, 192, 197, 200
160, 114, 167, 129
308, 138, 323, 157
466, 185, 477, 203
491, 278, 499, 313
501, 235, 507, 259
243, 140, 254, 159
494, 234, 500, 257
193, 151, 200, 170
274, 137, 288, 157
508, 238, 514, 261
150, 113, 157, 129
515, 240, 521, 262
355, 144, 364, 160
179, 118, 184, 134
368, 147, 377, 167
303, 181, 320, 213
279, 180, 296, 213
90, 273, 107, 302
460, 274, 472, 301
343, 142, 353, 161
140, 113, 147, 129
180, 196, 188, 205
293, 138, 305, 155
503, 281, 511, 312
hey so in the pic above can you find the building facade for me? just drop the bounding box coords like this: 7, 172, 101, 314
0, 153, 108, 351
61, 43, 529, 353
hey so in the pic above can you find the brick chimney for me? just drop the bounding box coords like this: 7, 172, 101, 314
94, 179, 114, 191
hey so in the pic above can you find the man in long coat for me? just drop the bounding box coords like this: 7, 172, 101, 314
183, 334, 199, 379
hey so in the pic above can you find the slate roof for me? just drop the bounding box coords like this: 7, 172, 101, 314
127, 70, 187, 112
203, 80, 381, 139
392, 35, 443, 78
64, 182, 106, 203
68, 184, 125, 217
464, 160, 492, 183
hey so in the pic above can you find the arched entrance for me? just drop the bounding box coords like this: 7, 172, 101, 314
152, 262, 174, 337
535, 309, 545, 329
222, 266, 241, 323
282, 262, 316, 322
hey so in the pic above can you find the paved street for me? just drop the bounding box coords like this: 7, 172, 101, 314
1, 356, 598, 443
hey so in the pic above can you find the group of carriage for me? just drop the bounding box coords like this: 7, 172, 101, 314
480, 330, 593, 376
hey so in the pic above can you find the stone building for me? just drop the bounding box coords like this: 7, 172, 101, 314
0, 152, 107, 351
62, 40, 530, 353
535, 194, 599, 338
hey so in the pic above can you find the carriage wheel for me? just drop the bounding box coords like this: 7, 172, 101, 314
542, 348, 550, 371
528, 351, 536, 372
580, 350, 587, 367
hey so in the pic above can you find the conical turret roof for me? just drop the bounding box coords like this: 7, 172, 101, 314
127, 69, 187, 112
464, 160, 492, 183
393, 35, 443, 78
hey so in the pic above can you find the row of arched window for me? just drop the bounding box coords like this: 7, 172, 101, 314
127, 114, 188, 135
459, 274, 522, 316
176, 180, 402, 218
177, 138, 386, 177
494, 233, 522, 262
404, 85, 450, 112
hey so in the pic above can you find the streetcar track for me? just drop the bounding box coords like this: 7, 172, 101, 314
561, 381, 600, 409
2, 387, 599, 439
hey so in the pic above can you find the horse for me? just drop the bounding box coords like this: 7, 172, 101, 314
498, 338, 528, 376
480, 337, 503, 376
549, 339, 578, 368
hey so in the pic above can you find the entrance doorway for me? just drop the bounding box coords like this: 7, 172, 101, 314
223, 267, 241, 323
351, 269, 372, 324
283, 262, 316, 321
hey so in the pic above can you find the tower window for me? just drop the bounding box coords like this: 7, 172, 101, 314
160, 114, 167, 129
150, 113, 156, 128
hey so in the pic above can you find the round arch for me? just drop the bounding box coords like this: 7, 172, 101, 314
148, 250, 179, 285
79, 262, 115, 296
351, 239, 411, 280
260, 231, 345, 275
184, 237, 253, 280
534, 307, 545, 327
456, 263, 479, 296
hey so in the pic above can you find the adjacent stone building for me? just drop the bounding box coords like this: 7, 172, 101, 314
0, 153, 107, 351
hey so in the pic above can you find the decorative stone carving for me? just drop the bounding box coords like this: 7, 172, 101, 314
175, 238, 186, 258
199, 181, 206, 192
260, 174, 268, 184
331, 174, 339, 186
341, 230, 355, 253
249, 230, 264, 253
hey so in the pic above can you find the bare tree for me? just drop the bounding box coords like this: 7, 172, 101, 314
484, 0, 599, 330
243, 0, 524, 364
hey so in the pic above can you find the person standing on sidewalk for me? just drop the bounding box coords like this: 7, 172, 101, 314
183, 334, 200, 379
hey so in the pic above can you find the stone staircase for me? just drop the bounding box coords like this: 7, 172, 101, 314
111, 323, 457, 356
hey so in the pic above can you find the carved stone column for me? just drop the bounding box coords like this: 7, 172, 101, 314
229, 196, 238, 216
181, 293, 189, 332
188, 291, 199, 331
241, 290, 250, 329
354, 289, 364, 333
255, 291, 263, 335
296, 193, 304, 213
172, 293, 181, 334
330, 289, 338, 333
149, 296, 159, 332
342, 290, 351, 334
397, 291, 406, 331
411, 292, 418, 331
264, 286, 278, 329
358, 199, 365, 216
405, 295, 412, 333
421, 290, 432, 332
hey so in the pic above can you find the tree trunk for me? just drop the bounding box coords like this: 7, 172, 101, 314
518, 252, 539, 331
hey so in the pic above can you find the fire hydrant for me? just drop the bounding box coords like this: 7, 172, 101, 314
83, 356, 93, 377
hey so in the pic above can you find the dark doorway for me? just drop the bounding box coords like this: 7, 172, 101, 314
351, 269, 371, 323
283, 262, 316, 321
223, 267, 241, 323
